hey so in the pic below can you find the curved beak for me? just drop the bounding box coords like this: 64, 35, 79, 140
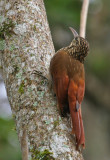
69, 27, 79, 38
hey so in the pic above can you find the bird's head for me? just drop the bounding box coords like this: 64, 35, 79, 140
68, 27, 89, 63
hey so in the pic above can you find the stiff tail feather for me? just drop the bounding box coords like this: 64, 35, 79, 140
68, 80, 85, 150
69, 101, 85, 150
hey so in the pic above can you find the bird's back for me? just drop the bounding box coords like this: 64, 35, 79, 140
50, 50, 85, 83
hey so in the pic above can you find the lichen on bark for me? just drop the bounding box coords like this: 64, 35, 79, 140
0, 0, 84, 159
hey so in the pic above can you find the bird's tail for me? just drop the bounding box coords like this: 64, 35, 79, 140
68, 81, 85, 150
69, 101, 85, 150
75, 106, 85, 149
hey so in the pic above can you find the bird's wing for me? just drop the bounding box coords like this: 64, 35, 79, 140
53, 74, 69, 116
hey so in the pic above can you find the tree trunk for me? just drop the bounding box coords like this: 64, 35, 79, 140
0, 0, 84, 159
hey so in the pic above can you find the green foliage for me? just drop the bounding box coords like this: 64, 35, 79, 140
45, 0, 81, 26
0, 18, 15, 40
0, 118, 21, 160
87, 51, 110, 82
31, 149, 55, 160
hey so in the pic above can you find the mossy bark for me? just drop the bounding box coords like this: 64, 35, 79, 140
0, 0, 84, 159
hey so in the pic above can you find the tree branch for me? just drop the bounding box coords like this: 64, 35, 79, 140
0, 0, 84, 159
80, 0, 89, 38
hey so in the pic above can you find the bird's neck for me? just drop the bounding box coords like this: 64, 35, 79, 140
63, 46, 85, 63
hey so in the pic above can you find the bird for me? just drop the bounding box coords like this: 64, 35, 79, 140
49, 27, 89, 150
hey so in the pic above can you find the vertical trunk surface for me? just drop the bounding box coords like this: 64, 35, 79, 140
0, 0, 84, 159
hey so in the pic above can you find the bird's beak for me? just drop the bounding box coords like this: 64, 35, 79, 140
69, 27, 79, 38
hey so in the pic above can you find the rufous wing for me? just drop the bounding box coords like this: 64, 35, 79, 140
53, 74, 69, 116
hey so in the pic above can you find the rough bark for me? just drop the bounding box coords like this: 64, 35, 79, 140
0, 0, 84, 159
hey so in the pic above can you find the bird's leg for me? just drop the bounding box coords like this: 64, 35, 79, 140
32, 70, 52, 90
32, 70, 50, 81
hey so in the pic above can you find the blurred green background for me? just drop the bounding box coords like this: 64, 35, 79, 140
0, 0, 110, 160
45, 0, 110, 160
